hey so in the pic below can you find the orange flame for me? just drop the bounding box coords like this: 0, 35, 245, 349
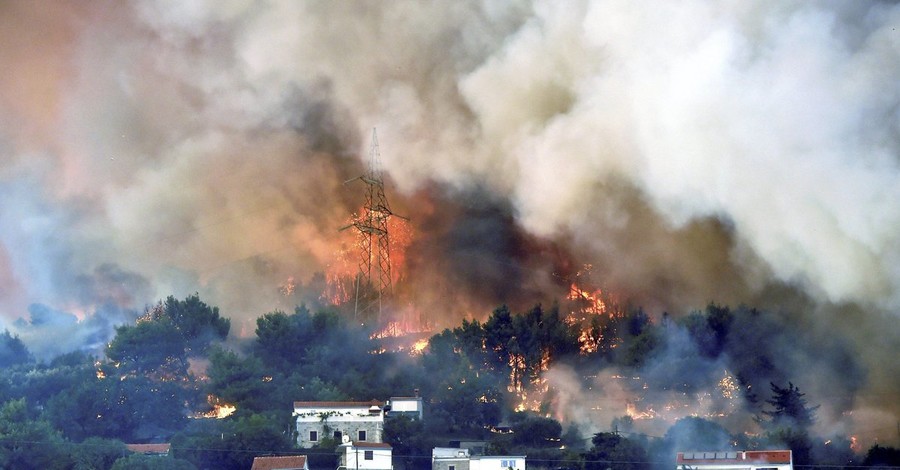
192, 394, 236, 419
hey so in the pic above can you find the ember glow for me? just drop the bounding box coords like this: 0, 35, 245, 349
192, 394, 237, 420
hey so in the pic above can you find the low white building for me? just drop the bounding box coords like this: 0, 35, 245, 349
470, 455, 525, 470
433, 447, 473, 470
293, 401, 385, 448
432, 448, 525, 470
676, 450, 793, 470
386, 395, 424, 420
340, 441, 393, 470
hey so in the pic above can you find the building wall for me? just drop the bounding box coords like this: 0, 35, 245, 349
434, 460, 470, 470
470, 456, 525, 470
295, 405, 384, 448
297, 420, 382, 448
388, 397, 423, 420
342, 446, 393, 470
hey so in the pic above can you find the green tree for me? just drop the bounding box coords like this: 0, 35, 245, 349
206, 347, 272, 412
110, 453, 197, 470
107, 294, 230, 377
0, 330, 32, 368
107, 317, 188, 376
0, 398, 73, 469
511, 415, 563, 448
160, 294, 229, 355
71, 437, 129, 470
173, 413, 292, 470
384, 415, 435, 470
584, 432, 649, 470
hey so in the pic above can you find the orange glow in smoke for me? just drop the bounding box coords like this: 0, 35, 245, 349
412, 338, 429, 355
850, 436, 861, 452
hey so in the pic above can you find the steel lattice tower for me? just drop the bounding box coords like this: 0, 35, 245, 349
341, 129, 404, 321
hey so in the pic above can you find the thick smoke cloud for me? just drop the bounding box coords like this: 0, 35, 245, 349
0, 0, 899, 440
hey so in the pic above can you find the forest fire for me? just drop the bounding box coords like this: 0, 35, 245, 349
567, 283, 608, 319
192, 394, 236, 419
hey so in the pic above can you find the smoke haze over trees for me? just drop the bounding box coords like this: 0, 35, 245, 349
0, 295, 896, 469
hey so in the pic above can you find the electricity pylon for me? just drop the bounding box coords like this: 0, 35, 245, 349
340, 129, 406, 322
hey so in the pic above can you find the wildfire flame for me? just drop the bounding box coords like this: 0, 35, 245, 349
192, 394, 236, 419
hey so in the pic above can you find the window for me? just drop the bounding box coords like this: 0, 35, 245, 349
358, 430, 367, 441
334, 431, 342, 440
501, 460, 516, 469
309, 430, 318, 442
449, 465, 456, 470
364, 450, 374, 460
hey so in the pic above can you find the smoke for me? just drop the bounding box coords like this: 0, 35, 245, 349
0, 0, 899, 443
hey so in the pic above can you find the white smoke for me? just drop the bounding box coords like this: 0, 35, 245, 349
0, 1, 898, 360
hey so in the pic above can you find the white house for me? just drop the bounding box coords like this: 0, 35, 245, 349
432, 448, 525, 470
676, 450, 793, 470
386, 395, 424, 420
433, 447, 473, 470
470, 455, 526, 470
339, 441, 393, 470
293, 401, 385, 448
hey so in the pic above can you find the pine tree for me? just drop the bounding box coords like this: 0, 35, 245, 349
758, 382, 819, 430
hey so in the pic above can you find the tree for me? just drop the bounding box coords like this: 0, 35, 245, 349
863, 444, 900, 469
758, 382, 819, 430
160, 294, 229, 355
71, 437, 129, 470
384, 415, 435, 470
0, 398, 73, 469
511, 415, 563, 448
107, 294, 230, 377
110, 453, 197, 470
206, 347, 272, 412
106, 317, 188, 376
584, 432, 649, 470
173, 413, 292, 470
0, 330, 32, 368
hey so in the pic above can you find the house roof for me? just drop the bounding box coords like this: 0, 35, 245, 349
293, 400, 383, 409
125, 443, 171, 454
345, 441, 393, 449
251, 455, 308, 470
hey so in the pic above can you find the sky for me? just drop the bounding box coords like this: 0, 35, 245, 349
0, 0, 899, 440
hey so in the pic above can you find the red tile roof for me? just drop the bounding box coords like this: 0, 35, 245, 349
126, 443, 170, 455
347, 441, 392, 449
251, 455, 308, 470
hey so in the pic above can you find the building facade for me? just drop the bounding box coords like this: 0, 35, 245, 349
433, 447, 472, 470
470, 455, 526, 470
386, 396, 424, 420
294, 401, 385, 448
676, 450, 793, 470
433, 448, 525, 470
340, 441, 393, 470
